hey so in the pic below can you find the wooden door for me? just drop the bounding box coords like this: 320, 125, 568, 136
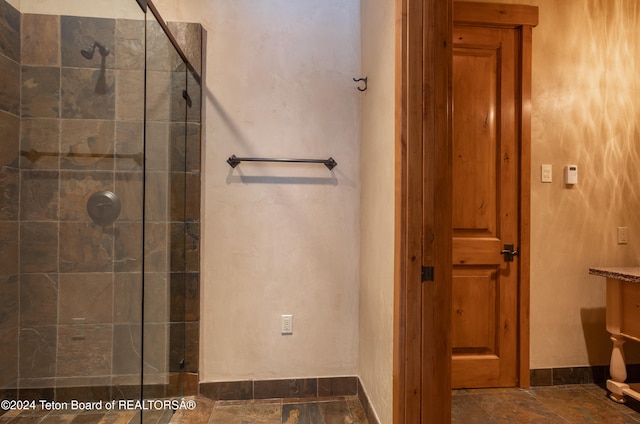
452, 24, 518, 388
451, 2, 537, 389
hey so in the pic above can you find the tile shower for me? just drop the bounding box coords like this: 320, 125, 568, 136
0, 0, 201, 410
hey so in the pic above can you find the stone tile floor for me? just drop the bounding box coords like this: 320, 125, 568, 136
4, 384, 640, 423
453, 384, 640, 423
170, 396, 369, 424
0, 396, 369, 424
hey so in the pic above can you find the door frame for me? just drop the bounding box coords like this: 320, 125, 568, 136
393, 0, 453, 422
394, 1, 536, 422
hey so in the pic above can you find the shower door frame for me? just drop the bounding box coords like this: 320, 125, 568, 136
141, 0, 201, 85
139, 0, 202, 401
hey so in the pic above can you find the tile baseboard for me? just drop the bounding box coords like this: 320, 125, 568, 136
357, 377, 381, 424
530, 364, 640, 386
199, 376, 358, 400
199, 376, 380, 424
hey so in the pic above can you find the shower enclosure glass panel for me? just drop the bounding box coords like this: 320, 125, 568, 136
0, 0, 199, 421
142, 10, 192, 405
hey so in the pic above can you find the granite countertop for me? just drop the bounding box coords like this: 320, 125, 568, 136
589, 267, 640, 283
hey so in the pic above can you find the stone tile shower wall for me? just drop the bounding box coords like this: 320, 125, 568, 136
0, 0, 21, 397
0, 0, 201, 400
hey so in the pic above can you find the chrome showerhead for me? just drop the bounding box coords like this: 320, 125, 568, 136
81, 41, 110, 60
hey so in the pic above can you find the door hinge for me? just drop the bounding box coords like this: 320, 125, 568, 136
422, 266, 434, 282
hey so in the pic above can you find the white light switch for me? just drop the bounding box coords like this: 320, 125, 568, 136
541, 164, 552, 183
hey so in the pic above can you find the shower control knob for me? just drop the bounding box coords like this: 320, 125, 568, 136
87, 191, 121, 226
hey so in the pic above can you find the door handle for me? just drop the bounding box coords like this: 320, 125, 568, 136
500, 244, 518, 262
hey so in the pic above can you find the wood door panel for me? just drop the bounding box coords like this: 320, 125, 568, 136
453, 238, 501, 265
452, 47, 498, 235
452, 355, 501, 388
452, 21, 519, 388
452, 268, 498, 354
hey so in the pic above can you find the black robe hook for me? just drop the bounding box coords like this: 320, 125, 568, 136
353, 77, 368, 92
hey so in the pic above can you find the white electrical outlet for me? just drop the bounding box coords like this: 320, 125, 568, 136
618, 227, 628, 244
281, 314, 293, 334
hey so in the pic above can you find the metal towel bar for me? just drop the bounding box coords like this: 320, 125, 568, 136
227, 155, 337, 170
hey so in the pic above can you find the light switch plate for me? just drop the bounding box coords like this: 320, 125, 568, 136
541, 164, 552, 183
618, 227, 628, 244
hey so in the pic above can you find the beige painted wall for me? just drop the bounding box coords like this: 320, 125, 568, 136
358, 1, 395, 423
531, 0, 640, 369
463, 0, 640, 368
156, 0, 362, 381
17, 0, 142, 18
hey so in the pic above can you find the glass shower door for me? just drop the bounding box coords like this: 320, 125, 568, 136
0, 1, 199, 421
0, 0, 147, 413
141, 5, 201, 420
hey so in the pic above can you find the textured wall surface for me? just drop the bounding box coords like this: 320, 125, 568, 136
359, 1, 395, 423
204, 0, 361, 381
530, 0, 640, 368
17, 0, 140, 19
156, 0, 362, 382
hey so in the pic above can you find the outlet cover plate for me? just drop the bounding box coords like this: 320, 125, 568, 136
281, 314, 293, 334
